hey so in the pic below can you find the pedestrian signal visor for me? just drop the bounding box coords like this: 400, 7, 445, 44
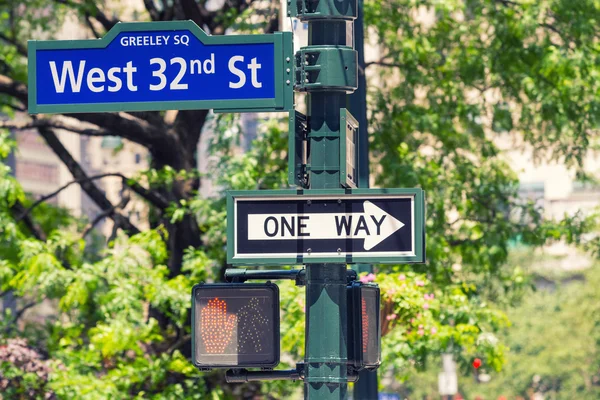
192, 283, 280, 369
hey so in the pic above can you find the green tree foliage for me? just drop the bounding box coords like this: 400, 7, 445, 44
361, 0, 599, 378
396, 259, 600, 399
0, 0, 598, 399
465, 263, 600, 399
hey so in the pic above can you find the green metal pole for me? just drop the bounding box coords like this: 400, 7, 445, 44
351, 0, 369, 190
305, 23, 348, 398
293, 1, 358, 399
350, 1, 379, 398
303, 11, 355, 400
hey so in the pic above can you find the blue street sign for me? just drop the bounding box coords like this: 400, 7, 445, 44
28, 21, 293, 114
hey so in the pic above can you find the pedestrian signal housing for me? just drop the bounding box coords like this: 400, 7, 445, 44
192, 282, 280, 369
348, 282, 381, 370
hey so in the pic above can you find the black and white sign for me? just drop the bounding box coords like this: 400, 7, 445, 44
226, 189, 425, 265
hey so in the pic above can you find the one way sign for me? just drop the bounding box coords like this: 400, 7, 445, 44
227, 189, 425, 265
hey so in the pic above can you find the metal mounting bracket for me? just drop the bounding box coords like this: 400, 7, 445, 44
288, 0, 357, 21
295, 47, 358, 93
289, 110, 310, 188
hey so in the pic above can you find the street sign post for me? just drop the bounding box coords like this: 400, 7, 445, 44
227, 188, 425, 265
28, 20, 293, 114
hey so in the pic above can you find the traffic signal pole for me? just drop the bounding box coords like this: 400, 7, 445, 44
350, 1, 379, 398
296, 2, 358, 399
305, 23, 349, 400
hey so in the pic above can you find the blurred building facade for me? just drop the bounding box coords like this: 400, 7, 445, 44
12, 2, 150, 238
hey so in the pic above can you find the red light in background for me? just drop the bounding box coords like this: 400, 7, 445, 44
200, 297, 237, 354
472, 358, 482, 369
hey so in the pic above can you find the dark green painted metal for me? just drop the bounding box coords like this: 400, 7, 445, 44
295, 46, 358, 92
28, 21, 293, 114
339, 109, 358, 188
225, 188, 426, 266
287, 109, 362, 190
288, 0, 357, 20
288, 110, 308, 188
304, 263, 348, 399
300, 9, 356, 398
308, 93, 345, 189
350, 2, 369, 191
350, 0, 379, 396
282, 30, 296, 111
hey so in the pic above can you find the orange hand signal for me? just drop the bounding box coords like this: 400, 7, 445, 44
200, 298, 237, 354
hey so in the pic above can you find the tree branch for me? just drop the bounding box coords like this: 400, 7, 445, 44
178, 0, 260, 34
81, 208, 112, 239
167, 334, 191, 355
37, 126, 140, 235
82, 191, 130, 239
209, 0, 254, 35
13, 301, 37, 323
3, 116, 171, 210
264, 0, 280, 34
143, 0, 161, 21
172, 109, 208, 157
0, 60, 170, 157
0, 114, 183, 168
65, 112, 179, 156
126, 111, 165, 126
0, 33, 27, 57
10, 201, 47, 241
15, 173, 117, 221
0, 102, 25, 113
179, 0, 212, 29
52, 0, 118, 32
0, 117, 113, 136
495, 0, 519, 6
16, 172, 170, 223
0, 74, 27, 105
124, 177, 171, 209
65, 112, 162, 142
365, 60, 405, 69
84, 14, 101, 39
160, 0, 174, 20
0, 59, 11, 75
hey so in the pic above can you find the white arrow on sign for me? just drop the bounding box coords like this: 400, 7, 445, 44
247, 201, 405, 251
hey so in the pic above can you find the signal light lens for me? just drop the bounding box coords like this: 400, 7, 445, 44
348, 282, 381, 370
192, 283, 280, 369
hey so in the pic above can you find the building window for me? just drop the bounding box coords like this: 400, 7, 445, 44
15, 160, 59, 184
135, 153, 141, 164
518, 181, 545, 208
16, 130, 48, 151
572, 180, 600, 193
